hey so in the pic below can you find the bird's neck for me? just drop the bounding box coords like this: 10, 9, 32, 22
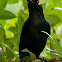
28, 3, 44, 20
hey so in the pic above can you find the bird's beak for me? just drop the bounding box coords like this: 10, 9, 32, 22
27, 0, 34, 4
27, 0, 33, 2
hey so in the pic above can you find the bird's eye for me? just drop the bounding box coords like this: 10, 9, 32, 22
37, 0, 39, 4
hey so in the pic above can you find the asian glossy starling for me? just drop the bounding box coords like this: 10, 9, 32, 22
19, 0, 50, 61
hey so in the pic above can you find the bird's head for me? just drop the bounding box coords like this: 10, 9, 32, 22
27, 0, 39, 4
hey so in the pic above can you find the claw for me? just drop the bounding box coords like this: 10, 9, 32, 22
41, 58, 47, 62
20, 59, 26, 62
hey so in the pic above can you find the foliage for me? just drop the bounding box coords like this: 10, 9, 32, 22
0, 0, 62, 62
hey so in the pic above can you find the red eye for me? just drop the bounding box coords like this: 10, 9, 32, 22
37, 0, 39, 4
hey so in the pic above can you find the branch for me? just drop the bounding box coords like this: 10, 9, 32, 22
8, 57, 62, 62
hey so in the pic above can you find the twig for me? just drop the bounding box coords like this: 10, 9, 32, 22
8, 57, 62, 62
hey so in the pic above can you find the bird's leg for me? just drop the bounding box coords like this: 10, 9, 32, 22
20, 59, 26, 62
19, 52, 30, 62
40, 58, 47, 62
19, 52, 26, 62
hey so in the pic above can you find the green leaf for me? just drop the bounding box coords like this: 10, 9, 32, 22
45, 14, 61, 26
22, 52, 36, 61
47, 0, 61, 7
39, 0, 48, 4
48, 9, 62, 21
18, 10, 26, 30
7, 0, 18, 4
8, 24, 19, 35
48, 37, 62, 56
4, 39, 14, 49
0, 25, 5, 50
6, 47, 14, 61
50, 43, 62, 58
0, 10, 16, 19
47, 47, 61, 58
22, 48, 36, 61
19, 9, 29, 21
21, 48, 30, 52
18, 9, 28, 28
0, 43, 15, 61
5, 18, 17, 29
5, 4, 20, 13
41, 31, 62, 56
7, 23, 21, 51
0, 20, 7, 27
23, 0, 28, 9
0, 0, 7, 10
9, 33, 20, 51
22, 56, 31, 61
0, 25, 5, 37
5, 30, 14, 38
53, 0, 61, 6
0, 52, 8, 62
29, 52, 36, 61
40, 45, 51, 59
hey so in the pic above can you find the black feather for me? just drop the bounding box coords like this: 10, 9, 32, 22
19, 0, 50, 60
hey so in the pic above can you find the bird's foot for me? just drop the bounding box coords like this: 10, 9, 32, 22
20, 59, 26, 62
41, 58, 47, 62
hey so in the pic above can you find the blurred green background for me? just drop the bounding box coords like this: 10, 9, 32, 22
0, 0, 62, 62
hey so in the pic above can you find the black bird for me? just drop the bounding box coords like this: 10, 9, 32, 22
19, 0, 50, 61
